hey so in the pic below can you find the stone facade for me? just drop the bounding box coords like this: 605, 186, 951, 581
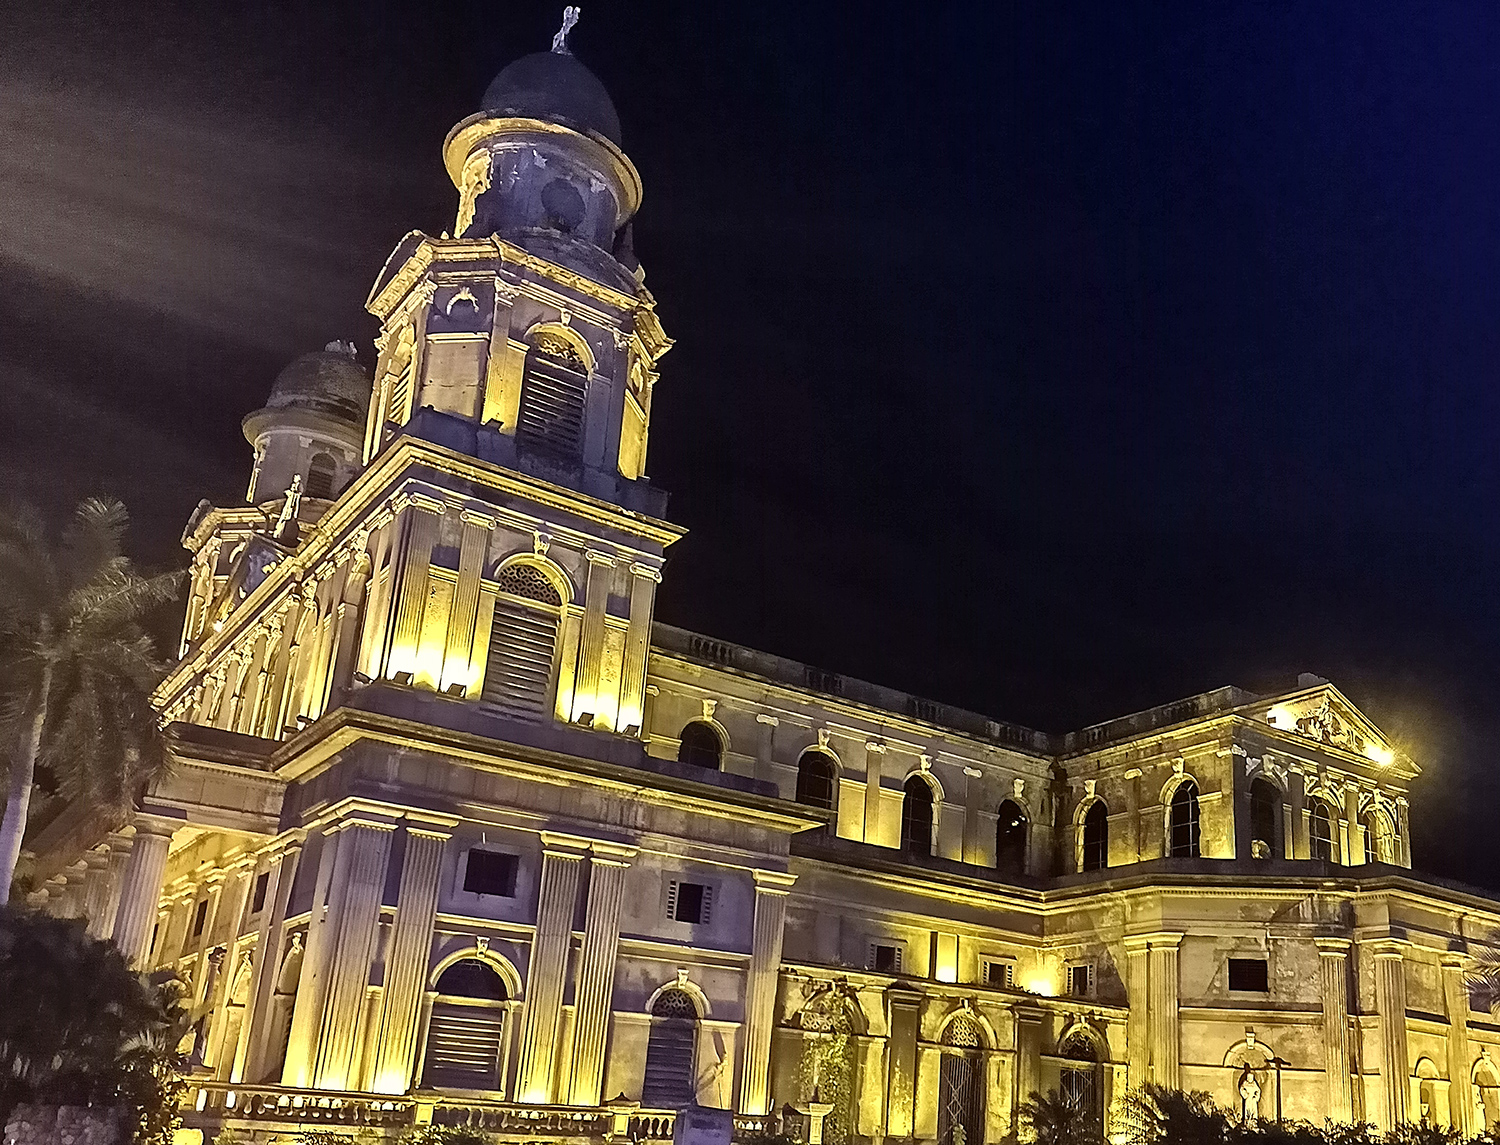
21, 27, 1500, 1145
3, 1106, 126, 1145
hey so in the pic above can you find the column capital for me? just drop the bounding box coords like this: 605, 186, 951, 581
1371, 938, 1411, 960
865, 740, 887, 754
584, 549, 617, 567
395, 491, 447, 516
538, 831, 593, 859
752, 869, 798, 894
1126, 930, 1184, 952
629, 562, 663, 582
304, 797, 407, 834
1441, 950, 1469, 971
131, 814, 181, 840
587, 839, 639, 866
404, 810, 462, 840
458, 508, 495, 529
1315, 936, 1354, 956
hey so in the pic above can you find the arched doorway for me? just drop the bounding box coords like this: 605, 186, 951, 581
642, 988, 699, 1109
1059, 1030, 1102, 1127
938, 1015, 986, 1145
996, 799, 1028, 875
902, 775, 935, 855
1249, 778, 1281, 859
797, 990, 858, 1145
422, 958, 509, 1091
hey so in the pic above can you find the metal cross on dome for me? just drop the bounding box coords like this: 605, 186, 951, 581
552, 6, 581, 53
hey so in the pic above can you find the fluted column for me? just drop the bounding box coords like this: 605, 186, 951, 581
741, 870, 796, 1114
571, 551, 614, 726
310, 818, 396, 1090
370, 819, 457, 1094
1374, 941, 1410, 1128
381, 494, 445, 683
515, 837, 587, 1103
618, 564, 661, 736
111, 819, 175, 967
1396, 800, 1412, 867
567, 843, 638, 1106
1147, 934, 1182, 1088
240, 839, 302, 1082
1443, 953, 1473, 1135
441, 512, 493, 695
1318, 938, 1355, 1122
1124, 936, 1151, 1093
863, 741, 886, 843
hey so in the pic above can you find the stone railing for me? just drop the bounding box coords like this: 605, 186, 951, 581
178, 1084, 792, 1142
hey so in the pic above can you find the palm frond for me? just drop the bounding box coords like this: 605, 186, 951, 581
61, 497, 130, 587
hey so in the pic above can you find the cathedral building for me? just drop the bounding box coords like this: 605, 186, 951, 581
22, 23, 1500, 1145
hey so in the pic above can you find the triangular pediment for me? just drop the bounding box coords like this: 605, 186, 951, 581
1257, 684, 1411, 773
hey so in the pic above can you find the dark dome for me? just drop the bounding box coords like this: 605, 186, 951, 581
481, 51, 621, 145
265, 345, 370, 425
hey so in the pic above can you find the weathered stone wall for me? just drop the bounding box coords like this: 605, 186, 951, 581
3, 1105, 126, 1145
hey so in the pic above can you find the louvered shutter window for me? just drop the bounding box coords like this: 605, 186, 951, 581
642, 989, 698, 1109
481, 564, 562, 718
517, 334, 589, 456
422, 959, 508, 1091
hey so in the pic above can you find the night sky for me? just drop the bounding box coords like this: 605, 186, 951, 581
2, 2, 1499, 887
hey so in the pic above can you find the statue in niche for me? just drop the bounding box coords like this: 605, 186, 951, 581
1239, 1066, 1262, 1125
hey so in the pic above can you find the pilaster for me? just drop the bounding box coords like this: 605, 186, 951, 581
572, 551, 615, 726
1373, 940, 1410, 1129
515, 836, 588, 1102
1014, 1004, 1045, 1114
1147, 933, 1182, 1088
864, 741, 886, 844
567, 842, 638, 1105
1124, 936, 1151, 1094
740, 870, 797, 1114
370, 817, 457, 1094
240, 839, 302, 1082
1317, 938, 1355, 1122
618, 563, 661, 736
1443, 952, 1473, 1135
441, 512, 493, 695
381, 494, 446, 683
885, 988, 922, 1138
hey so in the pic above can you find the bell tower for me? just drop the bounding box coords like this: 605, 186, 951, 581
346, 14, 679, 736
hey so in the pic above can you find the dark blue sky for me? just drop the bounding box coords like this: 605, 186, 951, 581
2, 1, 1498, 883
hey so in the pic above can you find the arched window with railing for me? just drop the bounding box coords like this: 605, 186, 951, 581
795, 749, 837, 810
677, 722, 723, 770
517, 331, 590, 456
481, 562, 563, 718
1080, 801, 1108, 872
422, 959, 509, 1091
901, 775, 936, 855
642, 989, 698, 1109
1310, 800, 1337, 862
938, 1016, 986, 1145
1058, 1030, 1103, 1128
996, 799, 1028, 875
1168, 780, 1201, 858
1249, 778, 1282, 859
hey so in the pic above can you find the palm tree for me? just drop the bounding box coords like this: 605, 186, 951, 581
0, 497, 181, 904
1019, 1088, 1103, 1145
1118, 1084, 1227, 1145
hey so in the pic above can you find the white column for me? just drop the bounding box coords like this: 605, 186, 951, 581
1374, 941, 1410, 1128
567, 843, 637, 1105
111, 819, 176, 967
515, 837, 587, 1103
741, 870, 796, 1114
1147, 933, 1182, 1089
370, 819, 456, 1094
1318, 938, 1354, 1122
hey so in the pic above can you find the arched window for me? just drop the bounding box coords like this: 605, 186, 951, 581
677, 722, 722, 770
481, 562, 563, 718
1080, 801, 1108, 872
795, 749, 837, 810
305, 452, 337, 500
1058, 1031, 1102, 1125
422, 958, 508, 1091
938, 1016, 986, 1145
517, 332, 589, 456
1168, 780, 1201, 858
1310, 801, 1336, 862
996, 799, 1028, 876
1363, 808, 1396, 863
797, 993, 858, 1145
901, 775, 935, 855
642, 989, 698, 1109
1249, 778, 1281, 859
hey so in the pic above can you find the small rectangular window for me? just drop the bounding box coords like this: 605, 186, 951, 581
464, 849, 519, 897
667, 880, 713, 924
984, 960, 1015, 988
1067, 963, 1095, 998
192, 899, 208, 938
1228, 958, 1269, 992
251, 872, 270, 914
869, 943, 903, 973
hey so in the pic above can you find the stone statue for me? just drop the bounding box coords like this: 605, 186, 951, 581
273, 474, 302, 545
1239, 1067, 1262, 1125
552, 6, 580, 53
